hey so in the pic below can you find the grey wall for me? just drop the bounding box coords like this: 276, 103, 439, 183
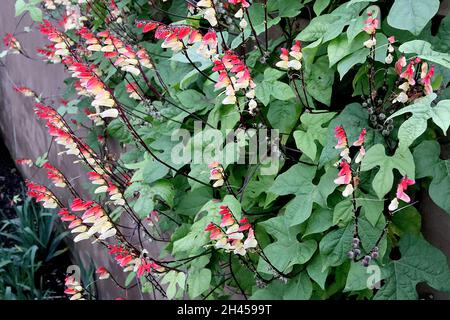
0, 0, 145, 299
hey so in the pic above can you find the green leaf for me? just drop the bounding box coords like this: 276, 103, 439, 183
344, 261, 387, 292
174, 187, 213, 216
313, 0, 331, 16
152, 180, 175, 208
431, 99, 450, 133
293, 112, 336, 161
250, 280, 285, 299
270, 0, 304, 18
297, 14, 342, 42
357, 195, 384, 227
176, 89, 213, 112
15, 0, 27, 16
391, 206, 422, 236
27, 6, 42, 22
360, 144, 415, 199
374, 234, 450, 299
270, 81, 296, 101
333, 198, 354, 227
284, 272, 313, 299
258, 238, 317, 274
255, 81, 272, 106
387, 94, 450, 149
305, 56, 335, 106
263, 68, 285, 82
187, 268, 211, 299
413, 141, 450, 213
303, 208, 333, 238
267, 100, 300, 134
319, 223, 353, 267
306, 254, 330, 289
143, 159, 170, 184
270, 164, 337, 226
258, 215, 317, 273
327, 33, 368, 67
125, 272, 136, 286
162, 271, 186, 300
387, 0, 439, 36
337, 48, 368, 80
358, 215, 387, 257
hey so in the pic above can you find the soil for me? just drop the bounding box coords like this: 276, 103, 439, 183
0, 136, 23, 220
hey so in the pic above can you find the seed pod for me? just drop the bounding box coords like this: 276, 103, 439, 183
378, 113, 386, 120
347, 250, 355, 259
362, 255, 372, 267
382, 129, 390, 136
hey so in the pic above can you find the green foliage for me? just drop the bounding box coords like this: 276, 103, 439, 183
387, 0, 439, 36
0, 197, 69, 300
413, 141, 450, 213
361, 144, 415, 199
374, 234, 450, 299
15, 0, 43, 22
15, 0, 450, 301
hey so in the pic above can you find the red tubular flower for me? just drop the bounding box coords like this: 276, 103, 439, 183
136, 260, 152, 277
117, 254, 133, 267
389, 177, 415, 211
136, 20, 159, 33
205, 222, 217, 231
3, 33, 21, 51
396, 177, 415, 202
400, 61, 416, 85
353, 128, 367, 147
26, 180, 58, 208
210, 227, 224, 240
334, 125, 348, 149
16, 158, 33, 167
395, 56, 407, 75
188, 29, 202, 44
362, 16, 379, 34
70, 198, 94, 211
126, 82, 141, 100
421, 62, 435, 95
14, 86, 36, 97
81, 204, 103, 220
43, 162, 66, 187
334, 161, 352, 185
228, 0, 250, 8
96, 267, 110, 280
220, 213, 235, 227
58, 207, 76, 222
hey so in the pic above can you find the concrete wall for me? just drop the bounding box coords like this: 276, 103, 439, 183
0, 0, 144, 299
